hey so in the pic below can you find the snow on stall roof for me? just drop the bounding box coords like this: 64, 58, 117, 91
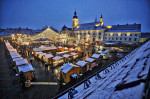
97, 50, 103, 53
53, 56, 62, 60
15, 59, 28, 66
13, 57, 23, 61
71, 52, 77, 55
38, 53, 46, 56
100, 53, 105, 56
63, 54, 71, 58
11, 54, 21, 59
76, 61, 87, 67
18, 63, 34, 73
33, 48, 42, 52
35, 52, 43, 54
60, 64, 78, 73
85, 58, 95, 62
91, 53, 101, 58
44, 54, 53, 58
58, 46, 62, 48
59, 40, 150, 99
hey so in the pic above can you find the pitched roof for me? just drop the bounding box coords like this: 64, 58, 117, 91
60, 64, 78, 73
18, 63, 34, 73
76, 61, 87, 67
105, 24, 141, 32
74, 22, 104, 31
85, 58, 95, 62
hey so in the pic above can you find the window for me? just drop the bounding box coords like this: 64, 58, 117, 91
135, 34, 137, 36
125, 34, 127, 36
134, 38, 137, 41
120, 37, 122, 40
99, 33, 101, 35
109, 34, 110, 36
99, 36, 101, 39
125, 38, 126, 41
80, 33, 82, 35
116, 38, 118, 40
112, 37, 114, 40
129, 38, 131, 41
116, 34, 118, 36
130, 34, 132, 36
105, 34, 107, 36
108, 37, 110, 40
84, 33, 86, 35
93, 33, 95, 35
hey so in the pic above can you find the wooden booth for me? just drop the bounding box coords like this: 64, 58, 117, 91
56, 51, 70, 57
59, 63, 79, 83
91, 54, 103, 64
72, 50, 83, 58
43, 54, 54, 64
71, 52, 78, 60
37, 53, 46, 60
17, 63, 35, 80
57, 46, 64, 51
52, 56, 64, 67
97, 50, 109, 59
62, 54, 73, 63
76, 61, 88, 74
85, 58, 97, 70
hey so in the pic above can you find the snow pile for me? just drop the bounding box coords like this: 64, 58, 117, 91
59, 40, 150, 99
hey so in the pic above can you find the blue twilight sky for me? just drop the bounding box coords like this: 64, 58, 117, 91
0, 0, 150, 32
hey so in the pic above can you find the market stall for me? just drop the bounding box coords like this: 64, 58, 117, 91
59, 63, 79, 83
76, 61, 88, 74
17, 63, 35, 80
37, 53, 46, 60
71, 52, 78, 60
52, 56, 64, 67
91, 54, 103, 64
43, 54, 54, 64
97, 50, 109, 59
56, 51, 70, 57
85, 58, 97, 70
62, 54, 73, 63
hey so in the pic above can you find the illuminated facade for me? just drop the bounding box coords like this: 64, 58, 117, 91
71, 10, 141, 43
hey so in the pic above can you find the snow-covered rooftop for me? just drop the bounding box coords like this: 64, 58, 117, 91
18, 63, 34, 73
63, 54, 71, 58
15, 59, 28, 66
85, 58, 95, 62
59, 40, 150, 99
53, 56, 63, 60
44, 54, 53, 58
71, 52, 77, 56
60, 64, 78, 73
91, 54, 101, 59
76, 61, 87, 67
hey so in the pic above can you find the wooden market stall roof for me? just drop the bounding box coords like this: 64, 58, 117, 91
63, 54, 72, 58
18, 63, 34, 73
85, 58, 95, 63
53, 56, 63, 61
44, 54, 54, 58
15, 59, 28, 66
76, 61, 87, 67
71, 52, 77, 56
91, 54, 101, 59
60, 63, 78, 73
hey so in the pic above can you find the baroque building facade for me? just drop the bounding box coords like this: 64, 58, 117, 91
61, 10, 141, 44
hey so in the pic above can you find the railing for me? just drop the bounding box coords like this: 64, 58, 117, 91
52, 40, 150, 99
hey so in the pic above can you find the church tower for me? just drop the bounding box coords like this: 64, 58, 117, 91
72, 9, 79, 29
100, 14, 103, 26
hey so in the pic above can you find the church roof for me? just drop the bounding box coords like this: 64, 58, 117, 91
105, 24, 141, 32
74, 22, 104, 31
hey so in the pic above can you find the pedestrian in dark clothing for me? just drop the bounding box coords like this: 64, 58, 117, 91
45, 63, 48, 71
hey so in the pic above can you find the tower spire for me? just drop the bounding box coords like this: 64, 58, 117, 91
73, 9, 77, 18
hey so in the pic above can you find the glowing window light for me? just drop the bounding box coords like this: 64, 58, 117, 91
118, 33, 121, 36
127, 33, 130, 36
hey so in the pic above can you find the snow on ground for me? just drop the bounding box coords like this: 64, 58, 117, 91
59, 41, 150, 99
